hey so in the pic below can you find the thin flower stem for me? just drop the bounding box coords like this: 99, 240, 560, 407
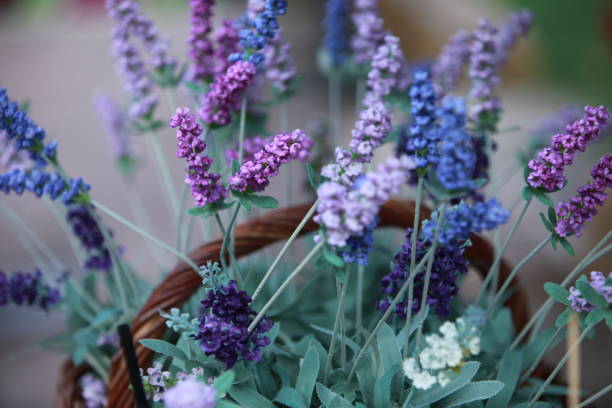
215, 213, 229, 272
97, 217, 131, 310
415, 203, 447, 349
526, 324, 593, 407
356, 264, 365, 335
251, 200, 319, 302
519, 325, 563, 383
45, 199, 85, 269
329, 72, 342, 148
354, 79, 365, 121
475, 197, 533, 305
165, 88, 177, 115
91, 199, 199, 271
403, 175, 424, 358
175, 183, 189, 253
182, 213, 197, 258
146, 130, 179, 221
248, 240, 324, 333
84, 350, 110, 381
324, 267, 351, 383
577, 382, 612, 408
238, 96, 248, 163
489, 233, 552, 312
220, 203, 241, 280
348, 246, 435, 382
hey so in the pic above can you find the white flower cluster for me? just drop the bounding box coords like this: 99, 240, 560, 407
403, 317, 482, 390
141, 362, 204, 402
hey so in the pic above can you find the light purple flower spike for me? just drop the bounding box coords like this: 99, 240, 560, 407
188, 0, 215, 82
350, 0, 386, 65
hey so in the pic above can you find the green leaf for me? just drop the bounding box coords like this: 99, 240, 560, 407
534, 190, 555, 207
511, 403, 551, 408
412, 361, 481, 407
188, 206, 207, 216
433, 381, 504, 407
216, 401, 242, 408
376, 324, 403, 401
543, 282, 570, 305
355, 353, 376, 407
521, 187, 533, 202
539, 213, 554, 232
274, 387, 307, 408
306, 163, 319, 189
214, 370, 235, 395
551, 234, 559, 250
316, 383, 354, 408
547, 207, 557, 224
576, 280, 608, 309
559, 238, 575, 256
231, 159, 240, 174
606, 310, 612, 330
139, 339, 188, 362
374, 364, 401, 408
249, 195, 279, 209
229, 384, 277, 408
323, 247, 345, 268
521, 328, 561, 371
585, 308, 606, 326
238, 195, 252, 211
486, 350, 523, 408
555, 309, 572, 328
296, 344, 320, 407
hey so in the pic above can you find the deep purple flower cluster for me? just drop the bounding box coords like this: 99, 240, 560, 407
93, 93, 134, 162
468, 19, 501, 125
67, 204, 114, 271
495, 10, 533, 64
399, 69, 440, 169
195, 280, 273, 368
169, 108, 226, 206
377, 228, 468, 318
0, 135, 30, 173
225, 135, 270, 164
263, 28, 297, 94
316, 155, 414, 247
213, 19, 241, 77
527, 106, 609, 192
233, 0, 288, 65
338, 216, 379, 265
422, 199, 509, 246
432, 30, 472, 94
555, 154, 612, 237
323, 0, 351, 67
199, 61, 257, 126
229, 129, 313, 193
434, 96, 477, 191
187, 0, 215, 82
0, 269, 61, 312
567, 271, 612, 312
350, 0, 386, 65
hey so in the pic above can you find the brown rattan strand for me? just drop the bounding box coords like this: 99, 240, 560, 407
93, 199, 528, 407
54, 360, 88, 408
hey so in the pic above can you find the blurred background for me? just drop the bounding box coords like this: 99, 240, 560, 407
1, 0, 611, 406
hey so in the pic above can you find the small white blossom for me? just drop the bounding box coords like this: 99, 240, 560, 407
466, 336, 481, 355
437, 371, 452, 387
439, 321, 458, 340
412, 371, 437, 390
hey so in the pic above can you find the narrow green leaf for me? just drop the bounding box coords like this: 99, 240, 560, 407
412, 361, 480, 407
249, 195, 279, 209
355, 353, 376, 407
547, 206, 557, 224
139, 339, 188, 362
576, 280, 608, 309
306, 163, 319, 189
539, 213, 554, 232
231, 159, 240, 174
511, 403, 551, 408
486, 350, 523, 408
214, 370, 235, 395
187, 206, 207, 216
534, 191, 555, 207
274, 387, 307, 408
543, 282, 570, 305
374, 365, 401, 408
585, 308, 606, 326
433, 381, 504, 407
238, 196, 252, 211
376, 324, 402, 401
521, 187, 533, 202
555, 309, 572, 328
216, 401, 242, 408
551, 234, 559, 250
229, 384, 276, 408
316, 383, 353, 408
323, 247, 345, 268
559, 238, 575, 256
296, 344, 320, 407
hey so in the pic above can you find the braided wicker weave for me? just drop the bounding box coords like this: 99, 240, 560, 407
55, 200, 530, 407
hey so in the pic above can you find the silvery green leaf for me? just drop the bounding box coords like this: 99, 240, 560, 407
511, 403, 551, 408
432, 381, 504, 407
296, 344, 320, 407
373, 364, 401, 408
411, 361, 481, 407
585, 308, 606, 326
229, 384, 277, 408
376, 324, 402, 400
139, 339, 188, 362
249, 195, 279, 209
214, 370, 235, 395
316, 383, 354, 408
486, 350, 523, 408
254, 361, 277, 399
274, 387, 307, 408
310, 325, 360, 354
521, 328, 561, 371
355, 352, 376, 407
397, 306, 429, 349
534, 190, 555, 207
559, 238, 575, 256
306, 163, 319, 189
543, 282, 571, 305
555, 309, 572, 328
576, 280, 607, 309
323, 247, 345, 268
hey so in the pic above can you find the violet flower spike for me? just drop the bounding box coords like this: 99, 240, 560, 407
567, 271, 612, 312
495, 9, 534, 64
187, 0, 216, 82
432, 29, 472, 94
350, 0, 387, 66
213, 19, 241, 76
93, 93, 134, 162
263, 27, 298, 95
169, 108, 227, 206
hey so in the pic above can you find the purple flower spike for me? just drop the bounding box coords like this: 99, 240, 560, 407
93, 93, 134, 162
528, 106, 609, 192
363, 35, 404, 105
169, 108, 227, 206
0, 269, 61, 312
187, 0, 216, 82
555, 154, 612, 237
229, 129, 313, 193
213, 19, 240, 77
264, 28, 298, 94
350, 0, 386, 65
199, 61, 257, 126
567, 271, 612, 312
433, 30, 472, 94
496, 9, 533, 64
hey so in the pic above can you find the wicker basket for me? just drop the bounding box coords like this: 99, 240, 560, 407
54, 199, 532, 407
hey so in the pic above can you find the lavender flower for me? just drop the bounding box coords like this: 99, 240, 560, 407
199, 61, 257, 126
0, 135, 31, 172
377, 228, 468, 318
363, 35, 404, 105
567, 271, 612, 312
66, 204, 114, 271
93, 93, 134, 162
315, 155, 415, 247
432, 30, 472, 94
163, 378, 216, 408
0, 269, 61, 311
338, 216, 378, 265
196, 280, 273, 368
263, 28, 298, 95
0, 168, 89, 205
229, 129, 313, 193
225, 135, 270, 164
169, 108, 227, 206
434, 96, 477, 191
555, 154, 612, 237
323, 0, 351, 67
213, 19, 240, 77
527, 106, 609, 192
468, 19, 501, 128
187, 0, 215, 82
495, 10, 534, 64
350, 0, 386, 65
422, 199, 510, 246
80, 373, 107, 408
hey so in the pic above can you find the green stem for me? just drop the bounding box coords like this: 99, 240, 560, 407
415, 203, 447, 349
251, 200, 319, 302
248, 240, 324, 333
97, 216, 131, 310
489, 234, 552, 312
527, 324, 593, 407
328, 73, 342, 147
355, 264, 365, 335
519, 325, 563, 383
355, 79, 365, 120
146, 130, 179, 221
324, 267, 351, 382
475, 197, 533, 305
220, 203, 241, 280
403, 176, 424, 358
215, 214, 229, 272
165, 88, 177, 115
91, 199, 199, 271
348, 246, 435, 381
46, 199, 85, 268
577, 383, 612, 408
182, 212, 197, 258
175, 183, 189, 253
84, 350, 110, 381
238, 96, 247, 163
